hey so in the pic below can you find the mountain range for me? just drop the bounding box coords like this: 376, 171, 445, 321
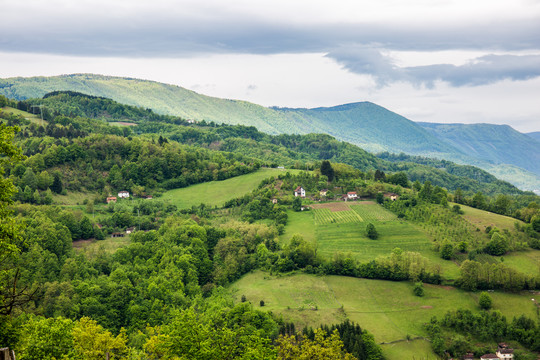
1, 73, 539, 192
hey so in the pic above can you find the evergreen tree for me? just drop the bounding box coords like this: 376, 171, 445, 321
320, 160, 335, 182
51, 173, 63, 194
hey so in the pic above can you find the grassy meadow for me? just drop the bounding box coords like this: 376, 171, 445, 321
161, 168, 296, 209
281, 201, 461, 279
458, 203, 524, 231
231, 271, 539, 360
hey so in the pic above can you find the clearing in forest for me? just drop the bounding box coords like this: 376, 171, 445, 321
310, 201, 395, 225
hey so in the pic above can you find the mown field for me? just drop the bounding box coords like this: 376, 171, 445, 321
231, 271, 539, 360
458, 203, 524, 231
281, 201, 461, 279
161, 168, 297, 209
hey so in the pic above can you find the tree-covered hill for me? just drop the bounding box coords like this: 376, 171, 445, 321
2, 74, 540, 191
1, 91, 526, 197
419, 122, 540, 178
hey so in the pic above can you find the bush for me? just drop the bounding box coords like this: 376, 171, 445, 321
366, 223, 378, 239
413, 282, 425, 297
478, 292, 492, 310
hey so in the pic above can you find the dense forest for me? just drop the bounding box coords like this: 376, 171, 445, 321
1, 92, 539, 359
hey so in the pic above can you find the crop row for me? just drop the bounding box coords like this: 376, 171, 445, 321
313, 208, 363, 225
351, 205, 396, 222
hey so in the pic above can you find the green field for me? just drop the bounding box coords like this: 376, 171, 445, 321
1, 106, 44, 125
313, 208, 362, 225
458, 203, 524, 231
73, 235, 130, 256
161, 168, 295, 209
231, 271, 538, 360
282, 202, 461, 279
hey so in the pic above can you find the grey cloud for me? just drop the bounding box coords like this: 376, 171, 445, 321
327, 47, 540, 87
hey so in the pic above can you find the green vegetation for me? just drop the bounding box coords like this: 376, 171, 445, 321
231, 271, 539, 359
2, 74, 539, 190
1, 90, 539, 360
161, 168, 286, 209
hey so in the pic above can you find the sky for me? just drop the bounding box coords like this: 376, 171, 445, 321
1, 0, 539, 132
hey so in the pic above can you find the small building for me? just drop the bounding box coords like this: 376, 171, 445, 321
272, 198, 278, 204
320, 189, 329, 196
347, 191, 358, 200
384, 192, 399, 201
106, 196, 117, 204
118, 191, 130, 198
111, 232, 125, 238
294, 186, 306, 198
463, 352, 475, 360
480, 355, 499, 360
277, 166, 285, 170
142, 195, 153, 200
126, 227, 136, 234
496, 343, 513, 359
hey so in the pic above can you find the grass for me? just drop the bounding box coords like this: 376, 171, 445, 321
1, 106, 44, 125
501, 250, 540, 276
458, 203, 524, 231
161, 168, 292, 209
231, 271, 539, 360
281, 202, 461, 279
72, 235, 130, 257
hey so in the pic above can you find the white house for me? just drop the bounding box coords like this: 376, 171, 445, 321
118, 191, 130, 198
347, 191, 358, 200
294, 186, 306, 198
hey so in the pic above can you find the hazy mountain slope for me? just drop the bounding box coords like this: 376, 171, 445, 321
288, 103, 464, 155
526, 131, 540, 142
2, 73, 539, 190
0, 74, 463, 155
418, 122, 540, 177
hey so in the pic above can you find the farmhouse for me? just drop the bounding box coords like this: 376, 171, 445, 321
294, 186, 306, 197
496, 343, 514, 359
347, 191, 358, 200
111, 232, 125, 238
480, 355, 499, 360
384, 192, 399, 201
106, 196, 117, 204
118, 191, 130, 198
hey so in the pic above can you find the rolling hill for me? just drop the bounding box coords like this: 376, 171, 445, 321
2, 73, 539, 191
418, 122, 540, 178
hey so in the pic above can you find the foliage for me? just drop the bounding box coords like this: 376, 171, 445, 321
365, 223, 378, 239
478, 292, 492, 310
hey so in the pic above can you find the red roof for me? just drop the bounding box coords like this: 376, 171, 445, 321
295, 186, 303, 192
347, 192, 357, 195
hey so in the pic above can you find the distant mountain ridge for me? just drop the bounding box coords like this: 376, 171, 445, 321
418, 122, 540, 177
1, 73, 539, 191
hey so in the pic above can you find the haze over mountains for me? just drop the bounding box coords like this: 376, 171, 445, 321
1, 73, 539, 192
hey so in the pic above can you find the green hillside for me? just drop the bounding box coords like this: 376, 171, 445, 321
2, 74, 540, 191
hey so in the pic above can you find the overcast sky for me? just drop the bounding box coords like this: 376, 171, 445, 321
1, 0, 539, 132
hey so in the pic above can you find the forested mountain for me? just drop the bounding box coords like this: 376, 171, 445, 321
2, 74, 539, 191
1, 91, 539, 360
527, 131, 540, 142
4, 91, 526, 196
418, 122, 540, 178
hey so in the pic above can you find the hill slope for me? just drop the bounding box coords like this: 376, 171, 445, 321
0, 74, 459, 155
2, 73, 539, 190
418, 122, 540, 177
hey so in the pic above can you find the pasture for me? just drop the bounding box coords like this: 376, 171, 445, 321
458, 203, 523, 231
231, 271, 539, 360
161, 168, 294, 209
281, 201, 461, 279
